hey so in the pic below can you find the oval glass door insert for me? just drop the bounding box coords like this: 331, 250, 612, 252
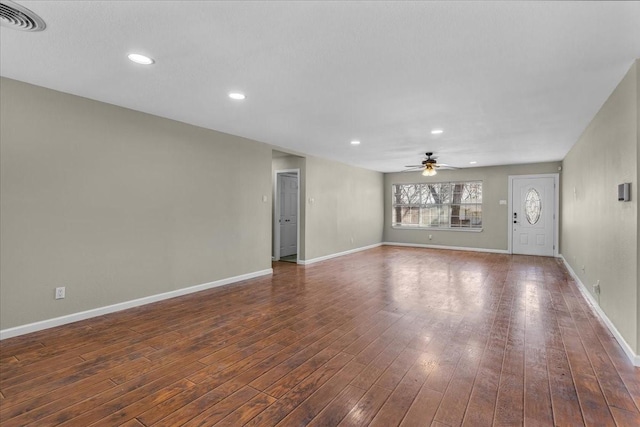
525, 188, 541, 225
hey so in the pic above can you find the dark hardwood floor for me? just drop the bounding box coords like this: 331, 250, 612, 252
1, 246, 639, 426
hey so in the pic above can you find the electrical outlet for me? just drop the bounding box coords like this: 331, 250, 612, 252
428, 235, 433, 240
55, 287, 65, 299
350, 236, 354, 244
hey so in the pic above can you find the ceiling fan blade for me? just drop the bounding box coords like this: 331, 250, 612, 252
408, 153, 458, 171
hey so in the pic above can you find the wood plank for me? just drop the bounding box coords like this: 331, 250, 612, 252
1, 356, 151, 409
262, 347, 340, 398
493, 296, 525, 426
249, 330, 344, 392
0, 379, 115, 426
0, 249, 636, 426
546, 347, 586, 426
88, 379, 197, 426
369, 352, 436, 426
433, 345, 483, 426
47, 362, 205, 427
523, 365, 553, 426
213, 391, 276, 426
572, 373, 616, 427
244, 351, 353, 426
275, 359, 365, 426
150, 380, 245, 426
181, 386, 259, 426
399, 386, 443, 427
306, 384, 367, 427
118, 418, 145, 427
338, 385, 392, 426
610, 406, 640, 426
350, 337, 406, 391
136, 382, 225, 426
462, 348, 504, 427
375, 347, 421, 391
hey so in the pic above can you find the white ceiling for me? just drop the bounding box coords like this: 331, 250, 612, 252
2, 1, 639, 172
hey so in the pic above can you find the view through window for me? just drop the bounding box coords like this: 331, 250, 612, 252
392, 181, 482, 229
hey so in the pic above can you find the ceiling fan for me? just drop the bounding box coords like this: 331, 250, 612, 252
405, 152, 456, 176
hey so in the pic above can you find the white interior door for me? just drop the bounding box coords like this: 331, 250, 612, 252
279, 174, 298, 257
512, 176, 555, 256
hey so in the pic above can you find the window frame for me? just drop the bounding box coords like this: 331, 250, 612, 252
391, 181, 483, 231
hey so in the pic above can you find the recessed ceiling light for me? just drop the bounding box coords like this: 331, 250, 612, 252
470, 161, 477, 164
350, 140, 361, 145
229, 92, 246, 100
127, 53, 154, 65
431, 129, 444, 135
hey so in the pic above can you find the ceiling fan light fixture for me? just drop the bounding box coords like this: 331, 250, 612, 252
422, 165, 437, 176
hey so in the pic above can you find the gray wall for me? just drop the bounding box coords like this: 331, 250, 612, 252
304, 156, 384, 261
384, 162, 561, 250
561, 60, 638, 354
0, 78, 273, 329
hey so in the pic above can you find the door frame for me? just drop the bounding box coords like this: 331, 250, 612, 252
508, 173, 559, 256
273, 169, 300, 262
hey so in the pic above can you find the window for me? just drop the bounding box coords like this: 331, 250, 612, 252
392, 181, 482, 229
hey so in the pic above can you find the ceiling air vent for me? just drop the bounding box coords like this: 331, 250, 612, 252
0, 1, 46, 32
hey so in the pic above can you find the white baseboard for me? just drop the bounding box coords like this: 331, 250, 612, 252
0, 268, 273, 340
299, 243, 383, 265
383, 241, 510, 254
559, 255, 639, 367
299, 242, 509, 266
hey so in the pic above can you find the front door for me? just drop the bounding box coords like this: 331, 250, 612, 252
279, 174, 298, 257
512, 176, 555, 256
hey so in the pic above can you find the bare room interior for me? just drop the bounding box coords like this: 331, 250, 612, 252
1, 1, 639, 426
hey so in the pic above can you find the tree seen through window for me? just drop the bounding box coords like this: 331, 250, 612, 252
392, 181, 482, 229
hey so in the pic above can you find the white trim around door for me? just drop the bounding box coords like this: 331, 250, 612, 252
508, 173, 559, 256
273, 169, 301, 263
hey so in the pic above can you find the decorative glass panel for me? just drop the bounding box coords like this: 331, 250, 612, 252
525, 188, 541, 225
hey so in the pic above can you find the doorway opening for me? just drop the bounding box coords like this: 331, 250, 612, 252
274, 169, 300, 263
508, 173, 559, 256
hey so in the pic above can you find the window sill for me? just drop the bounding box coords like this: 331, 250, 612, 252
391, 226, 483, 233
